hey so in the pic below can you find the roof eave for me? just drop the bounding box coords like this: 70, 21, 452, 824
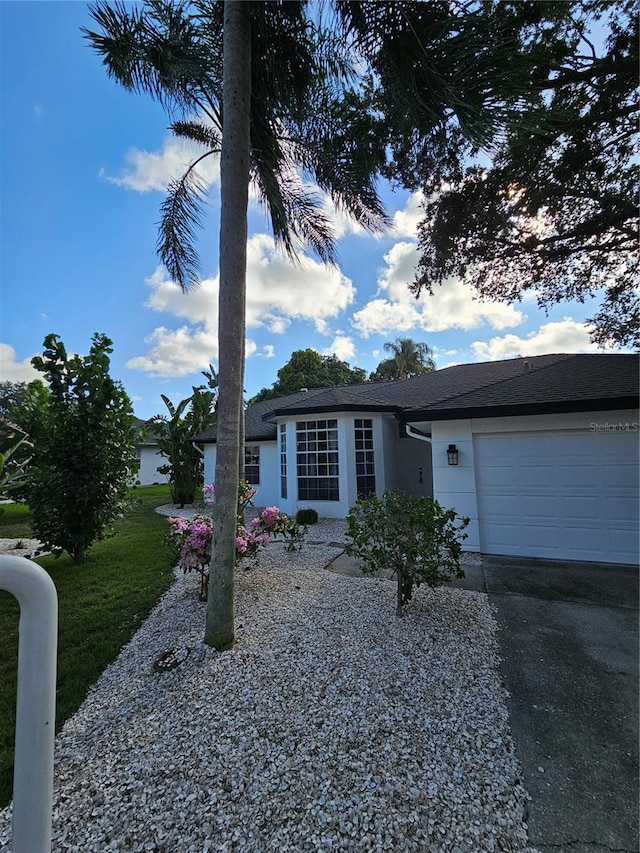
262, 403, 400, 421
401, 396, 640, 423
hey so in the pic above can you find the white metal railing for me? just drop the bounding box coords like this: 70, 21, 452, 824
0, 555, 57, 853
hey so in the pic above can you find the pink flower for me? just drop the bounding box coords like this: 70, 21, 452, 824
260, 506, 281, 527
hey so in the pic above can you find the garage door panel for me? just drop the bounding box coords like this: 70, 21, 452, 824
603, 496, 639, 522
559, 495, 600, 520
484, 521, 565, 550
519, 466, 557, 488
603, 465, 639, 489
480, 466, 515, 489
611, 528, 640, 553
558, 464, 601, 488
519, 495, 557, 517
474, 430, 639, 565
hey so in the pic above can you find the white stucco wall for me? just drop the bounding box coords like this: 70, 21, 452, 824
203, 412, 420, 519
203, 442, 280, 508
137, 446, 170, 486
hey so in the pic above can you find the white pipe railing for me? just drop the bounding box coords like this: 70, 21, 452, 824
0, 555, 58, 853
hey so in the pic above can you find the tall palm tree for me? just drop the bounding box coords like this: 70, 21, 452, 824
382, 338, 436, 381
86, 0, 532, 648
85, 0, 388, 648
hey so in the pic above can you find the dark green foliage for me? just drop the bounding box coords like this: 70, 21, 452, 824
26, 333, 137, 564
406, 1, 638, 347
296, 507, 318, 525
0, 485, 175, 808
148, 382, 217, 507
0, 381, 49, 501
0, 421, 32, 496
345, 491, 469, 617
250, 349, 368, 403
369, 338, 436, 382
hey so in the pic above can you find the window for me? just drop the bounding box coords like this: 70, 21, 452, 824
354, 418, 376, 496
296, 419, 339, 501
279, 424, 287, 499
244, 445, 260, 485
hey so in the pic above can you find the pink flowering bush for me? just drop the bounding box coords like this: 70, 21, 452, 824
166, 482, 306, 599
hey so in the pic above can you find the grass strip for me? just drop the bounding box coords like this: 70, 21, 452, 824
0, 485, 177, 808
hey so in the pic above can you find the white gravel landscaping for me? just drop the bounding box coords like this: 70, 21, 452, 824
0, 514, 538, 852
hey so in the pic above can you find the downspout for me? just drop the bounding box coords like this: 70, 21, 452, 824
405, 423, 432, 445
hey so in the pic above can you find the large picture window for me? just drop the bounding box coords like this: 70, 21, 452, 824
244, 445, 260, 485
296, 419, 339, 501
354, 418, 376, 496
279, 424, 287, 499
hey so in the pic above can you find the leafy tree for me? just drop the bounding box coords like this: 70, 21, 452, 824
0, 382, 34, 420
0, 421, 33, 496
345, 491, 469, 617
392, 0, 638, 347
370, 338, 436, 382
26, 333, 137, 564
0, 380, 49, 499
148, 384, 217, 507
250, 348, 368, 403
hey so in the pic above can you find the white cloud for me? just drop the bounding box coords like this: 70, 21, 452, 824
127, 234, 356, 377
245, 234, 355, 329
103, 137, 220, 193
0, 344, 40, 382
392, 191, 425, 239
256, 344, 276, 359
125, 325, 218, 378
353, 241, 523, 337
471, 319, 603, 361
353, 298, 423, 337
323, 335, 356, 361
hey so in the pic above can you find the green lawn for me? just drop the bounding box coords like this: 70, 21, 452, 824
0, 485, 177, 808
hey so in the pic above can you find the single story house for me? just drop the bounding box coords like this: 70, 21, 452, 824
195, 353, 639, 566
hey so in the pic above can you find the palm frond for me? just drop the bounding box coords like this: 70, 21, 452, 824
156, 156, 211, 291
84, 0, 220, 116
171, 120, 221, 151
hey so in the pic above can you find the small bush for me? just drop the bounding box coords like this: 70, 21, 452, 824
296, 507, 318, 525
345, 490, 469, 616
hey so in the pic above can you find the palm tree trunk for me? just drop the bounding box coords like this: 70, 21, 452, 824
204, 0, 251, 650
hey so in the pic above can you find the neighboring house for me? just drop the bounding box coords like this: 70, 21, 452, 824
195, 354, 639, 566
134, 419, 170, 486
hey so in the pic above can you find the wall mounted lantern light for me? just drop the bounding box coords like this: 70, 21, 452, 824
447, 444, 459, 466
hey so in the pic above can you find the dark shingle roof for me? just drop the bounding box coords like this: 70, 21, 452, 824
401, 354, 639, 420
193, 353, 639, 442
262, 385, 399, 419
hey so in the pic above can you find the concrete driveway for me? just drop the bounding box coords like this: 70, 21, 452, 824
457, 556, 639, 853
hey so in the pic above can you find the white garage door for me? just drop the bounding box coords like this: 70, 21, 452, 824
474, 430, 639, 565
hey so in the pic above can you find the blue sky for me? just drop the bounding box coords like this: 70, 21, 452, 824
0, 2, 624, 420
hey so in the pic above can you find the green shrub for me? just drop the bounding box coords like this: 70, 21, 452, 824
296, 507, 318, 525
345, 490, 469, 616
27, 333, 138, 564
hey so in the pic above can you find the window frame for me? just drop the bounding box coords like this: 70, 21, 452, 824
296, 419, 340, 501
